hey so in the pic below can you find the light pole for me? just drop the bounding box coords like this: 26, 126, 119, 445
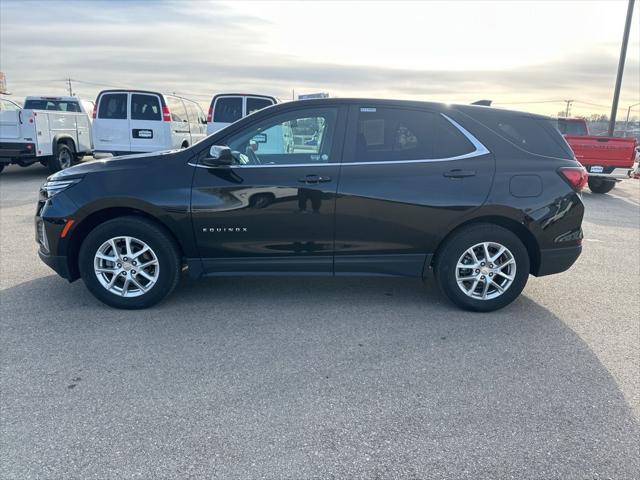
624, 102, 640, 136
608, 0, 635, 136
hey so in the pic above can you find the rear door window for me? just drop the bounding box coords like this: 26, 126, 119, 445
355, 107, 474, 162
97, 93, 127, 119
213, 96, 242, 123
432, 114, 476, 158
246, 97, 274, 115
131, 94, 161, 121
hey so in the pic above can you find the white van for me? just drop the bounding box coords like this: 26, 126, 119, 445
206, 93, 277, 135
92, 90, 206, 156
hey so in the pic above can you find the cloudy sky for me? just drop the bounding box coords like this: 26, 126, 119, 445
1, 0, 638, 118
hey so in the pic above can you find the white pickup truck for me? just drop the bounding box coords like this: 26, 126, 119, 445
0, 96, 94, 174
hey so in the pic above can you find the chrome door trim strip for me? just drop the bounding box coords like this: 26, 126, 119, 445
189, 112, 490, 169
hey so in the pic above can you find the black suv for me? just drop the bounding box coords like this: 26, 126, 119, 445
36, 99, 586, 311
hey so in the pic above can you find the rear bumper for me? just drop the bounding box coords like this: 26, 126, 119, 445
585, 163, 636, 180
0, 142, 36, 164
535, 245, 582, 277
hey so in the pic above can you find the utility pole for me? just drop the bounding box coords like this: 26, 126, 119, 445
564, 99, 573, 118
624, 102, 640, 136
609, 0, 635, 136
66, 77, 73, 96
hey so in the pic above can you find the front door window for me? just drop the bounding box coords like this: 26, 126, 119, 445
225, 108, 338, 166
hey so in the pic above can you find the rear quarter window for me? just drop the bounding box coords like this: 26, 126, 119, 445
466, 110, 573, 158
98, 93, 127, 119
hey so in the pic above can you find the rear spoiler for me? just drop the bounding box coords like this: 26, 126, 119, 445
471, 100, 492, 106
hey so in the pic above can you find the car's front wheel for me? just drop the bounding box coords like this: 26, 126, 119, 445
434, 224, 530, 312
78, 216, 181, 309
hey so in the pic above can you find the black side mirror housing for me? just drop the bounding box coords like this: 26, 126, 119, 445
202, 145, 233, 167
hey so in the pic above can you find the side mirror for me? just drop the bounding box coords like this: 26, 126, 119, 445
203, 145, 233, 167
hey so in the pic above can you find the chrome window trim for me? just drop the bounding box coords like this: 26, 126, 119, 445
190, 112, 490, 169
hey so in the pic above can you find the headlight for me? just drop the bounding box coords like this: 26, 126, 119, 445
40, 178, 82, 199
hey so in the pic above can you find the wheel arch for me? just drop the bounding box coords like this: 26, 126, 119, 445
65, 207, 185, 281
52, 134, 76, 154
430, 215, 541, 275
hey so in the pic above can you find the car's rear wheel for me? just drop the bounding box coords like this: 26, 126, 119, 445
78, 216, 180, 309
48, 143, 74, 173
588, 177, 616, 194
434, 224, 530, 312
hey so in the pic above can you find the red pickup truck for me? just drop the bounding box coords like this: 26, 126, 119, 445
556, 118, 638, 194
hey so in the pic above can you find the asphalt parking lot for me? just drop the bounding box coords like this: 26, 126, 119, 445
1, 161, 639, 479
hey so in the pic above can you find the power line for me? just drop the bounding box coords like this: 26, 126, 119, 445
494, 100, 565, 105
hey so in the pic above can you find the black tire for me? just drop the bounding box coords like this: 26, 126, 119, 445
78, 216, 181, 309
0, 164, 4, 174
48, 143, 75, 173
434, 223, 530, 312
588, 177, 616, 194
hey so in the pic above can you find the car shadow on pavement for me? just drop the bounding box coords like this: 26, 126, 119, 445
1, 274, 639, 479
0, 163, 50, 178
581, 189, 640, 229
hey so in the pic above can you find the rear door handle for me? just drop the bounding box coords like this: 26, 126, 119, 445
298, 174, 331, 184
443, 169, 476, 178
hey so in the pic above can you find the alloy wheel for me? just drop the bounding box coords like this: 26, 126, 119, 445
455, 241, 516, 300
93, 236, 160, 297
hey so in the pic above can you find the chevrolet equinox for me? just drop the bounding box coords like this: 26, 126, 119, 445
36, 99, 586, 311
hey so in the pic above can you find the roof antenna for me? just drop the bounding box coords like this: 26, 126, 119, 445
472, 100, 492, 106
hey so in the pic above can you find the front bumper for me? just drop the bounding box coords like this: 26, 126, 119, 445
38, 249, 72, 280
535, 245, 582, 277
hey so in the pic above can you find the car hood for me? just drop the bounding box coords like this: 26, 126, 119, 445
48, 149, 181, 181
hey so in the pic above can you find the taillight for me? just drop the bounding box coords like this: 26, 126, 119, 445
92, 106, 97, 119
558, 166, 588, 191
162, 106, 171, 121
207, 106, 213, 123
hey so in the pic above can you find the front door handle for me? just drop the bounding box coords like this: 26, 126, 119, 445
298, 174, 331, 184
443, 169, 476, 178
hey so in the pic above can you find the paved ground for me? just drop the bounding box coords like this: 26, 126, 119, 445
1, 162, 639, 479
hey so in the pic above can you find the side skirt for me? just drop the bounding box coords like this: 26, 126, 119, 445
186, 254, 432, 279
